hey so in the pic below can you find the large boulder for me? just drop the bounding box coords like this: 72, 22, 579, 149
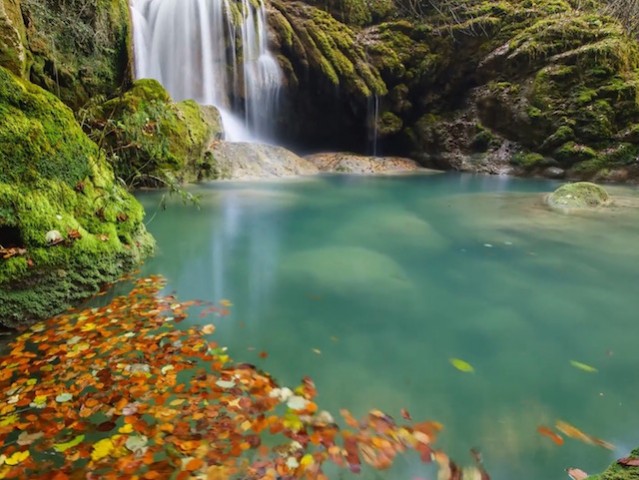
0, 66, 153, 326
82, 79, 224, 186
546, 182, 610, 211
207, 141, 319, 180
0, 0, 26, 76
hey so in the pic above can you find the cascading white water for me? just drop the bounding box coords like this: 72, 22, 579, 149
130, 0, 282, 142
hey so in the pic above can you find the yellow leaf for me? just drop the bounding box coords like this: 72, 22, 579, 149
219, 299, 233, 307
4, 450, 29, 466
91, 437, 115, 461
54, 434, 85, 453
118, 423, 134, 434
450, 358, 475, 373
170, 398, 186, 406
0, 414, 18, 427
570, 361, 598, 373
300, 454, 314, 468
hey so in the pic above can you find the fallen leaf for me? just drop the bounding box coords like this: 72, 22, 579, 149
570, 361, 598, 373
566, 467, 589, 480
617, 457, 639, 467
556, 420, 614, 450
56, 393, 73, 403
537, 425, 564, 446
54, 435, 85, 453
259, 351, 268, 359
449, 358, 475, 373
91, 437, 116, 461
4, 450, 29, 466
401, 408, 412, 421
201, 324, 216, 335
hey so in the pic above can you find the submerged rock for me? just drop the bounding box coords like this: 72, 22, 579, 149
305, 152, 428, 174
207, 141, 319, 180
546, 182, 611, 211
281, 246, 414, 299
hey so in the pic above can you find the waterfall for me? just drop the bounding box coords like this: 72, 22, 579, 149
130, 0, 282, 142
368, 94, 380, 157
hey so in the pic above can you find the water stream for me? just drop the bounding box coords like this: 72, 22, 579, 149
130, 0, 282, 141
129, 173, 639, 479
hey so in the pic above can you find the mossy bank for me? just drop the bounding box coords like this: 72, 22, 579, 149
0, 66, 153, 327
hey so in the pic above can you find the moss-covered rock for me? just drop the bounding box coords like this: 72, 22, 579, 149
0, 0, 27, 76
588, 448, 639, 479
82, 79, 224, 186
0, 66, 152, 327
545, 181, 610, 210
20, 0, 133, 108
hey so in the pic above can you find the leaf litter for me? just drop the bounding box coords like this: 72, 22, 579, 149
0, 275, 491, 479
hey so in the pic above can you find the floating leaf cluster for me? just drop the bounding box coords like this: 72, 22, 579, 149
0, 276, 487, 479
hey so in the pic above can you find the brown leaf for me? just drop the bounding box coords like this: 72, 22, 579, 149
618, 457, 639, 467
566, 467, 589, 480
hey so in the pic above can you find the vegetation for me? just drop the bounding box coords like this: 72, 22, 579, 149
0, 66, 152, 327
80, 79, 223, 188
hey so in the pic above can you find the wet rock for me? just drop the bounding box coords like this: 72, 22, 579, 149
305, 152, 428, 174
207, 142, 319, 179
542, 167, 565, 179
546, 182, 610, 211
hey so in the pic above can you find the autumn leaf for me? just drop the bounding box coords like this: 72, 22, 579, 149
54, 435, 85, 453
617, 457, 639, 467
570, 361, 598, 373
537, 425, 564, 446
4, 450, 29, 466
91, 437, 116, 461
566, 467, 589, 480
449, 358, 475, 373
556, 420, 614, 450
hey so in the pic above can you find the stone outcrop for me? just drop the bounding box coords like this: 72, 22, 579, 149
0, 66, 152, 326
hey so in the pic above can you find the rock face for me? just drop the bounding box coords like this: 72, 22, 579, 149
305, 152, 427, 174
207, 141, 319, 179
546, 182, 611, 211
0, 0, 26, 76
82, 79, 224, 186
0, 66, 153, 326
268, 0, 639, 182
20, 0, 133, 108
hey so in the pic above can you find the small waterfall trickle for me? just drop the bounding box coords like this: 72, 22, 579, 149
367, 94, 380, 157
130, 0, 282, 142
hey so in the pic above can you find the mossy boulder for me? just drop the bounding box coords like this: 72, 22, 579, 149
20, 0, 133, 108
545, 181, 610, 210
83, 79, 224, 186
0, 66, 153, 327
0, 0, 27, 76
588, 448, 639, 479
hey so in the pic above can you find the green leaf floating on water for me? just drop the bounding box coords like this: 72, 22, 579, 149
54, 434, 85, 452
570, 360, 598, 373
449, 358, 475, 373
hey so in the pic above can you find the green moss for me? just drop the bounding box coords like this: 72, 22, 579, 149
21, 0, 133, 108
0, 66, 152, 326
589, 448, 639, 479
554, 141, 598, 164
512, 152, 546, 168
377, 111, 403, 135
546, 181, 610, 209
83, 80, 222, 186
270, 0, 386, 98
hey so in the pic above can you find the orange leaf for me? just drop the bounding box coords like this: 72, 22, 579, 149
537, 425, 564, 446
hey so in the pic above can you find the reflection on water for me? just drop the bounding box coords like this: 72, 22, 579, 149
134, 174, 639, 479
